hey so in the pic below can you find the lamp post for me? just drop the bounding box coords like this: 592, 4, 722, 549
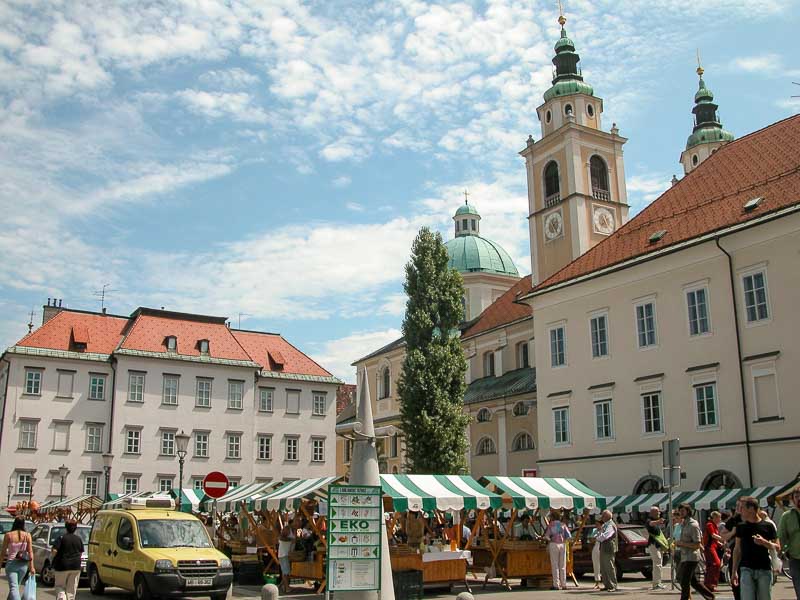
6, 482, 12, 508
102, 453, 114, 502
58, 464, 70, 501
28, 476, 36, 509
175, 430, 190, 510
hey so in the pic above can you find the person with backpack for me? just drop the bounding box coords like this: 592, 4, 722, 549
51, 519, 84, 600
1, 517, 35, 600
704, 511, 724, 592
646, 506, 668, 590
778, 488, 800, 600
544, 509, 572, 590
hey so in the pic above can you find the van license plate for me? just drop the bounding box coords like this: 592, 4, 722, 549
186, 578, 213, 587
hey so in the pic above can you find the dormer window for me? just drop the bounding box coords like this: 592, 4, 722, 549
198, 339, 210, 355
165, 336, 177, 352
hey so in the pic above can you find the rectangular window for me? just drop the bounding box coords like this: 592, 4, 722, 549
259, 388, 274, 412
24, 369, 42, 395
17, 473, 33, 495
553, 407, 570, 445
636, 301, 657, 347
686, 287, 710, 335
84, 475, 99, 496
549, 326, 566, 367
285, 437, 299, 461
53, 421, 70, 451
594, 400, 613, 440
19, 420, 37, 449
312, 393, 326, 416
158, 478, 173, 493
753, 368, 779, 420
194, 432, 209, 458
89, 374, 106, 400
344, 439, 353, 463
743, 271, 769, 323
124, 477, 139, 494
128, 372, 145, 403
161, 430, 175, 456
390, 434, 399, 458
125, 429, 141, 454
519, 343, 530, 368
312, 438, 325, 462
642, 392, 663, 434
227, 380, 244, 409
56, 371, 74, 398
196, 378, 212, 407
257, 435, 272, 460
162, 375, 179, 405
695, 383, 718, 428
192, 479, 203, 490
286, 390, 300, 414
86, 425, 103, 453
227, 433, 241, 459
590, 314, 609, 358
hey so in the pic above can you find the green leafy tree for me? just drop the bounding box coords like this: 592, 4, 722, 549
398, 227, 470, 474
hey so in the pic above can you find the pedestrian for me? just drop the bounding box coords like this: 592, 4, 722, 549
595, 509, 618, 592
724, 499, 745, 600
757, 510, 780, 584
732, 496, 780, 600
278, 522, 295, 594
778, 488, 800, 599
544, 509, 571, 590
672, 509, 684, 578
591, 525, 602, 589
646, 506, 668, 590
0, 516, 35, 600
52, 519, 84, 600
674, 502, 715, 600
704, 511, 724, 591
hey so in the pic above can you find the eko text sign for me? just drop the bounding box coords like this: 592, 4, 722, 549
327, 484, 382, 591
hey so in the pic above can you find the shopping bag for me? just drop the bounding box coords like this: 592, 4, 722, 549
22, 574, 37, 600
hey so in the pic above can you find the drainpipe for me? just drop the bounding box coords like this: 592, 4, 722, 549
0, 356, 10, 463
715, 237, 753, 486
107, 355, 117, 455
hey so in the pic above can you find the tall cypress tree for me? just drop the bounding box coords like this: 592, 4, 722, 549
398, 227, 470, 474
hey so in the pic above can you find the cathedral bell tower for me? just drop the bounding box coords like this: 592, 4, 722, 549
520, 11, 629, 285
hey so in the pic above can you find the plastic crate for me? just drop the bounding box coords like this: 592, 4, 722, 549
393, 569, 423, 600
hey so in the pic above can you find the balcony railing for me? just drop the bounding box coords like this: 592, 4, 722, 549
545, 192, 561, 207
592, 188, 610, 201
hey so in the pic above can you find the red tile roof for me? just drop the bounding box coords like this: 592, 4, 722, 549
15, 310, 128, 355
231, 329, 333, 377
533, 115, 800, 294
462, 275, 533, 338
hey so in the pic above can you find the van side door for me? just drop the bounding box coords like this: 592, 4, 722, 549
113, 516, 137, 591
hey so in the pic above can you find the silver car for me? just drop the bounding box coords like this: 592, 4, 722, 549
30, 522, 91, 587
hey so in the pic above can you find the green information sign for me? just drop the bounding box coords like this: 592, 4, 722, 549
327, 484, 382, 591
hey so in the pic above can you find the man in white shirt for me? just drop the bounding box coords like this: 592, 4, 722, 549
596, 510, 618, 591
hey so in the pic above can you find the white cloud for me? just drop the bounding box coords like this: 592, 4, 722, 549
310, 328, 403, 383
730, 54, 780, 74
379, 294, 407, 317
332, 175, 351, 188
627, 173, 669, 212
777, 97, 800, 113
175, 90, 269, 124
345, 201, 365, 212
199, 67, 259, 89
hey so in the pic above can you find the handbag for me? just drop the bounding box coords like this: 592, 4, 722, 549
22, 573, 37, 600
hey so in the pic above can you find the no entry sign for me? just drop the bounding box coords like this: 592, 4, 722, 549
202, 471, 229, 499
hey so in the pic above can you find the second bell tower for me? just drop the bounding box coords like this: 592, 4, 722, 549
520, 11, 629, 285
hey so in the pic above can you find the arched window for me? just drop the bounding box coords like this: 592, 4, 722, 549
476, 408, 492, 422
633, 476, 663, 495
476, 437, 496, 455
512, 401, 529, 417
380, 367, 390, 399
590, 156, 609, 200
702, 470, 742, 490
544, 161, 560, 206
512, 432, 535, 452
564, 103, 573, 116
483, 352, 495, 377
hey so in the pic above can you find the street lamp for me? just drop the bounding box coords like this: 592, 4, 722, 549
28, 477, 36, 509
102, 453, 114, 502
6, 482, 12, 508
175, 430, 190, 509
58, 464, 70, 501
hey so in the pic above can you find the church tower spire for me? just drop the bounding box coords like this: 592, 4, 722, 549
679, 56, 734, 174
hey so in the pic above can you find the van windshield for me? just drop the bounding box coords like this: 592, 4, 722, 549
137, 520, 211, 549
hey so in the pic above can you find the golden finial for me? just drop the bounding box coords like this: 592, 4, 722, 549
696, 48, 704, 77
557, 0, 566, 26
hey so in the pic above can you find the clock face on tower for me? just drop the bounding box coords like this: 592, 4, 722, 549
592, 206, 615, 235
544, 210, 563, 241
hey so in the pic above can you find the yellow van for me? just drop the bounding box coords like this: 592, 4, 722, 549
87, 498, 233, 600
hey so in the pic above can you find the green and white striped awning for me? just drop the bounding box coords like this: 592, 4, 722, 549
605, 483, 794, 513
380, 474, 503, 512
39, 495, 102, 511
215, 481, 277, 513
172, 488, 208, 512
483, 476, 606, 511
253, 477, 340, 512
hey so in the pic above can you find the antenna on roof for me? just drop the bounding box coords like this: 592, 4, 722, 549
792, 82, 799, 98
93, 284, 113, 311
237, 312, 251, 329
27, 308, 35, 333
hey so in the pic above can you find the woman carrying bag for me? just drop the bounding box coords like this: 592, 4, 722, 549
1, 517, 35, 600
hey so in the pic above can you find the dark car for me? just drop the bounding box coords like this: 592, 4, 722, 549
572, 524, 653, 581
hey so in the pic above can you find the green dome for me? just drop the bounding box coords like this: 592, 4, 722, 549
543, 79, 594, 102
686, 125, 735, 150
695, 78, 714, 103
455, 203, 480, 216
445, 235, 519, 277
554, 34, 575, 52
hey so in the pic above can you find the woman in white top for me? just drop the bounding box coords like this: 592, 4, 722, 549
278, 524, 296, 593
545, 509, 572, 590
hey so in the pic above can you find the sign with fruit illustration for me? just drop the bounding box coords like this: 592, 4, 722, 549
327, 484, 382, 591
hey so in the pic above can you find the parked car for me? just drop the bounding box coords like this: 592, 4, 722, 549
30, 522, 92, 587
572, 524, 653, 581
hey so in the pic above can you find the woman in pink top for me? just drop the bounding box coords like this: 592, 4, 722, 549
1, 517, 35, 600
545, 509, 572, 590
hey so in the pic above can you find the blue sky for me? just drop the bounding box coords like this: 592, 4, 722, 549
1, 0, 798, 383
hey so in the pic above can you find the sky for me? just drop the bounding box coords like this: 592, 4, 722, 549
1, 0, 798, 384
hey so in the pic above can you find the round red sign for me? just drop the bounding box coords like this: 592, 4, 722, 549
202, 471, 230, 499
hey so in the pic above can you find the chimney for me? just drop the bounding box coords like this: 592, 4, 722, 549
42, 298, 64, 325
102, 307, 107, 315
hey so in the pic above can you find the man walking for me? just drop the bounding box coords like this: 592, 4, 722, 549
778, 488, 800, 599
724, 498, 745, 600
646, 506, 667, 590
733, 496, 780, 600
675, 502, 715, 600
596, 510, 618, 592
51, 519, 84, 600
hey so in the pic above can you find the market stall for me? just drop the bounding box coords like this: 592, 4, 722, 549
477, 476, 607, 590
171, 488, 209, 513
379, 474, 504, 591
35, 494, 103, 523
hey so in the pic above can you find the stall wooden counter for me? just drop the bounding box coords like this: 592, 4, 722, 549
390, 546, 471, 590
